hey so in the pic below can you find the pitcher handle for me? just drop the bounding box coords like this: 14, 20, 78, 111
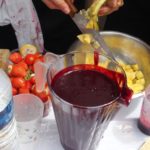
34, 52, 58, 92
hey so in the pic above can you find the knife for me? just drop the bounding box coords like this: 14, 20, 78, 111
65, 0, 115, 60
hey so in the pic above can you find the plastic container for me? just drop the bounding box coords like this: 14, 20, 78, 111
0, 69, 13, 129
0, 118, 18, 150
13, 94, 44, 149
138, 85, 150, 135
0, 69, 18, 149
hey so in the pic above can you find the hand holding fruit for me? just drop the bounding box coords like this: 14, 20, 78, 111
99, 0, 124, 16
42, 0, 71, 14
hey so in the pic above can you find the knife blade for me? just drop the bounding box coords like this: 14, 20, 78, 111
65, 0, 115, 60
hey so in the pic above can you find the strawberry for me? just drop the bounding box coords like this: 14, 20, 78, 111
11, 77, 26, 89
23, 80, 32, 90
34, 55, 44, 63
31, 84, 50, 102
9, 52, 22, 64
28, 65, 34, 72
11, 64, 27, 77
17, 60, 28, 70
25, 54, 36, 65
12, 87, 18, 95
19, 87, 30, 94
29, 76, 36, 84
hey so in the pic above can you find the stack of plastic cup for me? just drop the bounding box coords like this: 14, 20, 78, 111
0, 118, 18, 150
0, 69, 18, 150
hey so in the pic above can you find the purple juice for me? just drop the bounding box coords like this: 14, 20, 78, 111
50, 64, 132, 150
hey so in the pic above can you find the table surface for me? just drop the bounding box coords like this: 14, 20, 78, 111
20, 97, 149, 150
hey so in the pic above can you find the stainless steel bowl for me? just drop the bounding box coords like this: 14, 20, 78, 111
101, 31, 150, 99
69, 31, 150, 99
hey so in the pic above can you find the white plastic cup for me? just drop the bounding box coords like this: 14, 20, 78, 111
13, 94, 44, 149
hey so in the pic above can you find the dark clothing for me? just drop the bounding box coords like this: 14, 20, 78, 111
104, 0, 150, 45
0, 0, 85, 54
0, 24, 17, 50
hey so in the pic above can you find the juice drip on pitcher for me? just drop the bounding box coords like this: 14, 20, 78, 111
94, 51, 99, 66
51, 64, 132, 106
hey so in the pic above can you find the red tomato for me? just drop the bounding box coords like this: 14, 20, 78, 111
11, 64, 27, 77
9, 52, 22, 64
29, 76, 36, 84
28, 65, 34, 72
24, 80, 32, 90
17, 60, 28, 70
19, 87, 30, 94
11, 77, 26, 89
34, 55, 44, 63
34, 52, 42, 59
31, 85, 49, 102
38, 92, 49, 103
25, 54, 36, 65
12, 87, 18, 95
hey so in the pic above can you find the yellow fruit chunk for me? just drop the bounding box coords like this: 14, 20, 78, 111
135, 78, 145, 85
77, 34, 93, 44
116, 59, 145, 94
86, 19, 99, 30
86, 53, 94, 64
126, 71, 136, 81
131, 64, 139, 71
19, 44, 37, 57
99, 61, 110, 68
135, 71, 144, 79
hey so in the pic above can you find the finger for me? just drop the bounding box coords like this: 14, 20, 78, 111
42, 0, 57, 9
107, 0, 124, 8
51, 0, 70, 14
42, 0, 70, 14
98, 6, 119, 16
99, 6, 111, 16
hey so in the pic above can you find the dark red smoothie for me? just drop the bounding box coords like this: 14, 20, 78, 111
52, 66, 119, 106
50, 64, 132, 150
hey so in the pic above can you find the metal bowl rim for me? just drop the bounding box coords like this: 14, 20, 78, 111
100, 31, 150, 99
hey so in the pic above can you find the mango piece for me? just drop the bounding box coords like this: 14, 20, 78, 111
126, 72, 136, 81
130, 84, 144, 93
86, 53, 94, 64
86, 19, 99, 30
99, 60, 110, 68
135, 71, 144, 79
135, 78, 145, 85
77, 34, 92, 44
116, 60, 145, 93
131, 64, 139, 71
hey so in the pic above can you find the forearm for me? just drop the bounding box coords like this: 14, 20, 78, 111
2, 0, 44, 51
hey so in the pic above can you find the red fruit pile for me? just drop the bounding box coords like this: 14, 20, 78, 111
8, 52, 51, 103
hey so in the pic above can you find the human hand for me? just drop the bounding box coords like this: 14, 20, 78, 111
99, 0, 124, 16
42, 0, 75, 14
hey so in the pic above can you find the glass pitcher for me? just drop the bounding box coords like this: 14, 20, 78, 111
34, 51, 133, 150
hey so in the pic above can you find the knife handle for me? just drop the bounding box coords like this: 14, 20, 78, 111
64, 0, 78, 16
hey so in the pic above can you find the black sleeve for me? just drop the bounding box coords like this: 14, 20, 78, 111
0, 25, 18, 50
